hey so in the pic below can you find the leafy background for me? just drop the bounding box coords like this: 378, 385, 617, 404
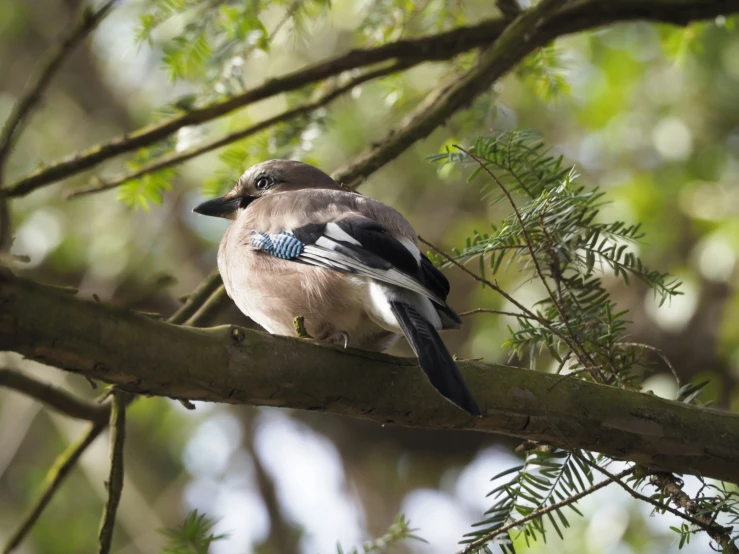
1, 0, 739, 553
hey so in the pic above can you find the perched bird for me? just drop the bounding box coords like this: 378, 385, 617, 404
193, 160, 481, 416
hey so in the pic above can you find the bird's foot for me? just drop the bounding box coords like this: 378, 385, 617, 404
327, 331, 350, 349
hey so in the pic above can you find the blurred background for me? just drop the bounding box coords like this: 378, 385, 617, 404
1, 0, 738, 552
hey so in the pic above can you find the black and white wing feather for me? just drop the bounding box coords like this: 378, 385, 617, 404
252, 218, 459, 319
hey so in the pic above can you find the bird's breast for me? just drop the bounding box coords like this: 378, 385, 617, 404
220, 248, 398, 350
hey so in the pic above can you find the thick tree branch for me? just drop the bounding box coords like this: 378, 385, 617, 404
333, 0, 739, 188
0, 368, 108, 423
1, 274, 221, 554
3, 0, 737, 199
2, 273, 739, 484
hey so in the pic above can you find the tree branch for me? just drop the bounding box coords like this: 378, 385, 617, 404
331, 0, 567, 188
0, 0, 116, 176
330, 0, 739, 187
66, 60, 413, 199
580, 458, 738, 552
167, 270, 222, 325
0, 368, 108, 423
97, 391, 126, 554
3, 0, 737, 199
2, 420, 107, 554
3, 273, 739, 484
1, 18, 508, 198
0, 273, 222, 554
457, 466, 637, 554
650, 471, 739, 553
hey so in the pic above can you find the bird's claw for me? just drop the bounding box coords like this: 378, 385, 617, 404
328, 331, 350, 348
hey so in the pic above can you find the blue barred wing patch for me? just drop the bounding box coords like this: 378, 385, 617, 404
251, 231, 305, 259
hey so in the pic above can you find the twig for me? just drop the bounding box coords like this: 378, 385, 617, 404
97, 391, 126, 554
2, 420, 107, 554
455, 145, 604, 381
268, 0, 304, 41
418, 235, 588, 368
243, 415, 301, 552
456, 466, 637, 554
182, 285, 228, 327
167, 270, 222, 325
458, 308, 538, 320
578, 455, 737, 551
0, 0, 117, 176
0, 368, 108, 423
68, 60, 412, 198
621, 341, 681, 392
651, 472, 738, 553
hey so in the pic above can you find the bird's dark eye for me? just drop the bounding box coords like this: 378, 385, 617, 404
255, 176, 272, 190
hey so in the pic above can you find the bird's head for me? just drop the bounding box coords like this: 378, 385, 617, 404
192, 159, 341, 220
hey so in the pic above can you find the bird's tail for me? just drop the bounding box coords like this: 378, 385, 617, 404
389, 301, 481, 416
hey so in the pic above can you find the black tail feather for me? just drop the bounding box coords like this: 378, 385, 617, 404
389, 301, 481, 416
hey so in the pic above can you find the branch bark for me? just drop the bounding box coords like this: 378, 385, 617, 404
97, 391, 126, 554
0, 368, 108, 423
2, 273, 739, 484
3, 0, 737, 199
0, 0, 116, 176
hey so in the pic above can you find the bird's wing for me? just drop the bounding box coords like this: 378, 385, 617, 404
249, 217, 453, 309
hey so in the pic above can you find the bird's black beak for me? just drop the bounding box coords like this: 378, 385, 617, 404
192, 196, 241, 218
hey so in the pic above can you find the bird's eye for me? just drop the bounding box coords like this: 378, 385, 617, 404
255, 176, 272, 190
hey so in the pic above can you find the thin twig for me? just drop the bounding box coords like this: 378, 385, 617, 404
458, 308, 538, 320
97, 391, 126, 554
182, 285, 228, 327
650, 471, 738, 553
621, 341, 681, 392
268, 0, 304, 41
573, 452, 732, 531
2, 420, 107, 554
419, 236, 540, 319
419, 235, 587, 370
0, 0, 117, 176
0, 368, 108, 422
166, 270, 222, 325
68, 60, 412, 198
454, 144, 599, 378
456, 466, 637, 554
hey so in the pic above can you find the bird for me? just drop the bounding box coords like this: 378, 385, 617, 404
193, 159, 481, 416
